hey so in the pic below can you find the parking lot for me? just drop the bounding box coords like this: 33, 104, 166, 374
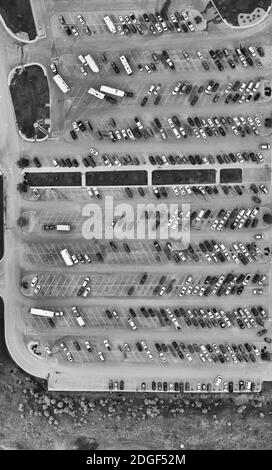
6, 0, 272, 392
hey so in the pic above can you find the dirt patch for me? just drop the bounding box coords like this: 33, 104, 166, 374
9, 65, 49, 140
0, 0, 37, 40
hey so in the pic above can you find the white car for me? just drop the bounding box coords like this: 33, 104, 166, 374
85, 340, 92, 352
159, 352, 167, 363
117, 25, 124, 35
77, 14, 86, 24
159, 286, 166, 296
214, 375, 223, 387
89, 147, 98, 156
44, 346, 52, 356
78, 54, 87, 65
50, 62, 57, 73
252, 288, 263, 295
31, 276, 38, 287
34, 285, 41, 295
72, 121, 80, 131
87, 186, 94, 197
93, 187, 101, 199
79, 65, 88, 77
126, 128, 135, 140
70, 25, 79, 36
112, 309, 119, 319
82, 276, 90, 288
148, 84, 156, 94
172, 82, 181, 95
173, 128, 181, 139
104, 339, 111, 351
98, 351, 105, 361
259, 143, 270, 150
112, 155, 121, 166
118, 15, 125, 24
80, 65, 88, 76
173, 186, 180, 196
179, 286, 187, 297
32, 188, 41, 199
127, 318, 137, 330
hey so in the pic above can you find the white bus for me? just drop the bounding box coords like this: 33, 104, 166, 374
60, 248, 73, 266
103, 15, 116, 34
52, 74, 70, 93
84, 54, 100, 73
100, 85, 125, 98
56, 224, 71, 232
88, 87, 105, 100
30, 308, 55, 318
119, 55, 133, 75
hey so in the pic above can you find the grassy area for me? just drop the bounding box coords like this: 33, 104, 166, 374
213, 0, 271, 26
220, 168, 242, 183
86, 170, 148, 186
152, 169, 216, 185
28, 172, 82, 187
10, 65, 49, 140
0, 0, 36, 40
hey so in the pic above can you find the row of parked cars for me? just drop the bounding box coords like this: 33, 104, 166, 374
107, 379, 256, 392
147, 378, 257, 392
132, 338, 262, 365
150, 150, 267, 167
116, 10, 197, 36
121, 184, 268, 201
104, 300, 267, 330
126, 303, 267, 330
102, 112, 264, 143
169, 77, 265, 107
151, 238, 263, 267
201, 205, 263, 231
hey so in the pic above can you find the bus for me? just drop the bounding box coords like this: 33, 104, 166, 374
103, 15, 116, 34
52, 74, 70, 93
119, 55, 133, 75
84, 54, 100, 73
30, 308, 55, 318
100, 85, 125, 98
88, 87, 105, 100
60, 248, 73, 266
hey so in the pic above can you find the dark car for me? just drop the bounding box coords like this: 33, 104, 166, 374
111, 61, 120, 73
70, 130, 78, 140
33, 157, 42, 168
64, 25, 72, 36
135, 342, 143, 352
140, 96, 148, 107
73, 341, 81, 351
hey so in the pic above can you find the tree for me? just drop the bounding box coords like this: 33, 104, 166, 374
263, 213, 272, 225
17, 157, 30, 169
21, 280, 29, 289
17, 182, 28, 193
17, 216, 28, 228
264, 118, 272, 128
